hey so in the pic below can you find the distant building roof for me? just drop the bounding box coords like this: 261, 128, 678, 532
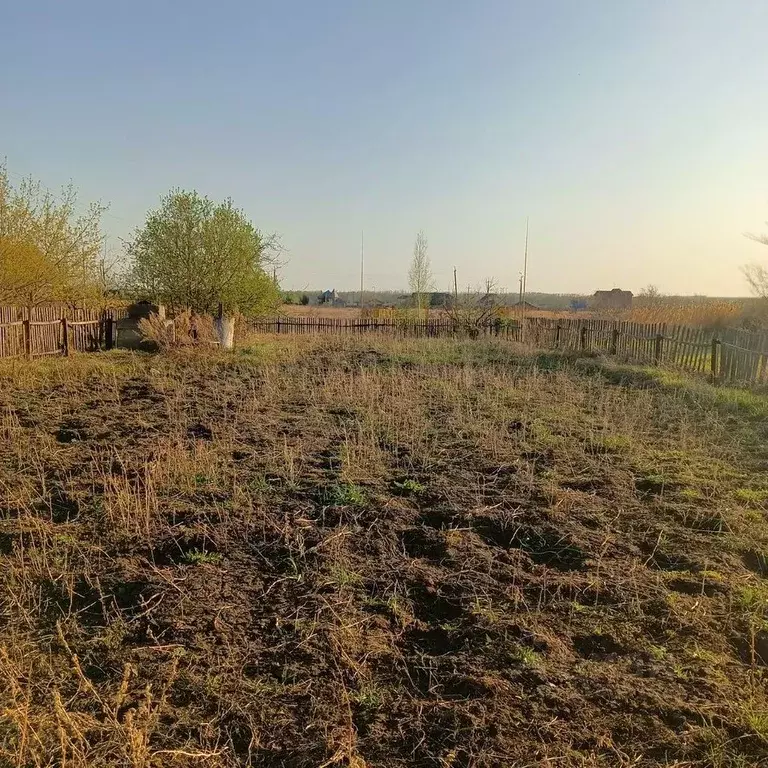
594, 288, 633, 297
592, 288, 633, 309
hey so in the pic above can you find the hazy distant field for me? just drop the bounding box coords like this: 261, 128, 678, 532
2, 336, 768, 767
280, 297, 767, 330
281, 304, 365, 318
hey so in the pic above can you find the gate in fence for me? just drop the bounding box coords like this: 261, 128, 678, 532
0, 307, 124, 359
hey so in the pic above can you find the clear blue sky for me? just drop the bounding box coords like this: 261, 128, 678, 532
2, 0, 767, 295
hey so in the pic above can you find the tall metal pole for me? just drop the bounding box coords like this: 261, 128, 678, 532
522, 217, 529, 304
521, 218, 529, 341
453, 267, 458, 303
360, 230, 365, 312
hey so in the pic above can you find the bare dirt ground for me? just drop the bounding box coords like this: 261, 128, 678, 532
1, 336, 767, 767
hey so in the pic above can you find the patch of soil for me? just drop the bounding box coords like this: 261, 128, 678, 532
561, 477, 605, 493
732, 629, 768, 667
743, 549, 768, 578
405, 626, 465, 655
187, 422, 213, 440
573, 633, 627, 660
409, 583, 465, 625
645, 548, 701, 572
418, 507, 466, 530
475, 517, 588, 571
56, 422, 88, 443
149, 533, 219, 566
668, 576, 727, 597
0, 531, 15, 555
38, 576, 105, 629
400, 528, 448, 561
47, 486, 80, 523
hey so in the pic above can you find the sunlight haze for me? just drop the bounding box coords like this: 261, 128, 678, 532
2, 0, 767, 295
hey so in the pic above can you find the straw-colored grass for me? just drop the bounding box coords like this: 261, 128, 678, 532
1, 335, 768, 766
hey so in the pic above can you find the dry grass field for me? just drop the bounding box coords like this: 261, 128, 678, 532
1, 335, 768, 767
278, 300, 762, 330
281, 305, 364, 319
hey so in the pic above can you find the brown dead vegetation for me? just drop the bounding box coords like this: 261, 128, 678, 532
1, 336, 767, 767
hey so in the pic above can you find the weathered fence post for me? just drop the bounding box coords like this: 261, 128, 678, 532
580, 325, 587, 351
711, 337, 720, 383
61, 318, 69, 357
23, 319, 31, 359
555, 323, 561, 347
610, 327, 619, 356
105, 317, 114, 350
654, 333, 663, 365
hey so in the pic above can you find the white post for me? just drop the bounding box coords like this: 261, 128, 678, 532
215, 316, 235, 349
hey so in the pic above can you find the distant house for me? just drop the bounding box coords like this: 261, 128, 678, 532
407, 291, 452, 308
511, 300, 540, 311
318, 289, 345, 306
592, 288, 633, 310
479, 292, 499, 308
429, 292, 452, 308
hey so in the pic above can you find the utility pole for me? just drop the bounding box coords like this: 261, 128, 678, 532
521, 218, 529, 341
453, 267, 458, 303
359, 230, 365, 312
522, 217, 529, 305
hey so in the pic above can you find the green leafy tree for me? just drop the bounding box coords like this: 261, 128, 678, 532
0, 166, 106, 309
126, 189, 281, 316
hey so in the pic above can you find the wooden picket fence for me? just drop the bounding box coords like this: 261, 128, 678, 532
0, 306, 124, 359
250, 315, 768, 387
249, 316, 486, 337
521, 318, 768, 386
3, 307, 768, 388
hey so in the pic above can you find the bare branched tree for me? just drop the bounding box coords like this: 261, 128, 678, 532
746, 225, 768, 248
637, 284, 663, 306
445, 278, 503, 337
742, 264, 768, 299
639, 284, 661, 299
408, 231, 433, 315
743, 222, 768, 299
